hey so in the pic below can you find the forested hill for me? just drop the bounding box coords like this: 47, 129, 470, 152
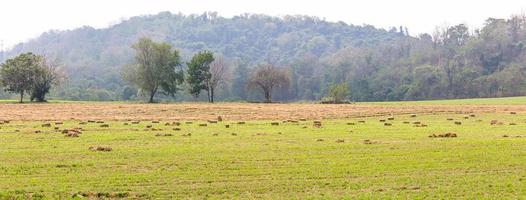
2, 12, 526, 102
2, 12, 405, 101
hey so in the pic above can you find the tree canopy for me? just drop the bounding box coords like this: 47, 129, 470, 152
186, 50, 214, 101
122, 38, 184, 103
247, 64, 290, 103
0, 53, 63, 102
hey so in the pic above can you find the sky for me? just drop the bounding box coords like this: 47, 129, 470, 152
1, 0, 526, 50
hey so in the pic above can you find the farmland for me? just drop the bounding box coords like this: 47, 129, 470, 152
0, 97, 525, 121
1, 98, 526, 199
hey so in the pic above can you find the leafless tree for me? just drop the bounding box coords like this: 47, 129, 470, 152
207, 56, 229, 103
246, 64, 290, 103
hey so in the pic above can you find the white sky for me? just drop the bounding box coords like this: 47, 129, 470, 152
1, 0, 526, 50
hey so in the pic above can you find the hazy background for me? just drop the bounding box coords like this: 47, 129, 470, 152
1, 0, 526, 49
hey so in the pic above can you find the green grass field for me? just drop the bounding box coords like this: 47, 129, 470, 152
1, 111, 525, 199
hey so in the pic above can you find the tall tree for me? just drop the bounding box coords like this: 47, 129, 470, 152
122, 38, 184, 103
246, 64, 290, 103
208, 56, 229, 103
0, 52, 40, 103
29, 56, 65, 102
186, 50, 215, 101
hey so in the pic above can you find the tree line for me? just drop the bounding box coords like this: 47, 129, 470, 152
1, 12, 402, 101
2, 12, 526, 102
122, 38, 290, 103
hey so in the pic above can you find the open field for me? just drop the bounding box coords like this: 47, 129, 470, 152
1, 98, 526, 199
0, 97, 526, 121
360, 96, 526, 105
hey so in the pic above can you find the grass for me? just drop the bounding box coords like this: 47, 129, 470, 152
1, 112, 526, 199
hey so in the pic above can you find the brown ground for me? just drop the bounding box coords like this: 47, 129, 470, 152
0, 102, 524, 121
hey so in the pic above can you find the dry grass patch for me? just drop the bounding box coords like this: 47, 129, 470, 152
0, 102, 524, 121
429, 132, 458, 138
88, 146, 112, 152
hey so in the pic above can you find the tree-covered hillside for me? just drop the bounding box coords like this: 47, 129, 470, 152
2, 12, 526, 102
2, 12, 405, 101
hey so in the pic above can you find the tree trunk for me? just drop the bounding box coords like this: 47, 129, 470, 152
264, 89, 272, 103
19, 91, 24, 103
210, 87, 215, 103
148, 88, 157, 103
206, 88, 211, 103
148, 93, 155, 103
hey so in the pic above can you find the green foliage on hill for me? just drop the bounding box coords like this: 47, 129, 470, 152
3, 12, 526, 101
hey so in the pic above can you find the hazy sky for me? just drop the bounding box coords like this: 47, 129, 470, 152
1, 0, 526, 49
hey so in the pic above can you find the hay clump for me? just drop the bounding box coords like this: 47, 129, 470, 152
155, 133, 173, 137
429, 132, 457, 138
363, 139, 378, 144
89, 146, 112, 152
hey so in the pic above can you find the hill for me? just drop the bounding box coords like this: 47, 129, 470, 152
1, 12, 404, 101
2, 12, 526, 102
